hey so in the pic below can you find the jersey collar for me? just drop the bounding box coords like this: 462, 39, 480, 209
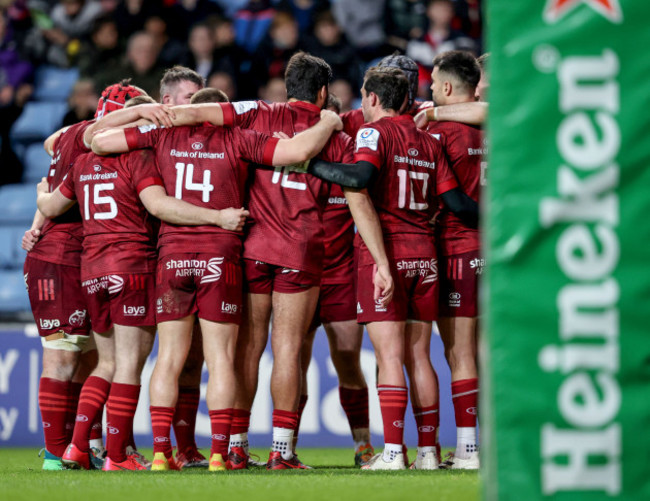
288, 100, 322, 114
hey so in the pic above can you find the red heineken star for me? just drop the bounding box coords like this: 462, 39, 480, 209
544, 0, 622, 23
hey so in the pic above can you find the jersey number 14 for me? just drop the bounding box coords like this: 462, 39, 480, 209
174, 162, 214, 202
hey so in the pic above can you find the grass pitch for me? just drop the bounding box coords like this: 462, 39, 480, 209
0, 447, 479, 501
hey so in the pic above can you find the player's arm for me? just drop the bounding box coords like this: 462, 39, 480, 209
83, 104, 175, 147
36, 178, 76, 219
414, 102, 487, 128
22, 209, 47, 252
161, 103, 226, 127
92, 128, 130, 155
44, 129, 64, 155
138, 185, 249, 231
270, 110, 343, 165
307, 159, 376, 189
439, 188, 479, 228
343, 187, 393, 305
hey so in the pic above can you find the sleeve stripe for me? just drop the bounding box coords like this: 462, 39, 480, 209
59, 183, 75, 200
353, 152, 381, 168
124, 128, 139, 150
221, 103, 235, 126
262, 136, 280, 166
437, 179, 459, 195
136, 177, 164, 194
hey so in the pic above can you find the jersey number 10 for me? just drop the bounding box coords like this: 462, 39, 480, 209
397, 169, 429, 210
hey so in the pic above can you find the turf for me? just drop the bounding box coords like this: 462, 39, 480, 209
0, 447, 479, 501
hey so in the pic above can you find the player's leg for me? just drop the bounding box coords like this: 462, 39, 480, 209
294, 323, 316, 454
404, 320, 440, 469
266, 286, 319, 469
363, 321, 407, 470
438, 315, 479, 468
173, 322, 205, 467
324, 319, 373, 464
149, 315, 195, 466
67, 349, 97, 445
199, 318, 238, 471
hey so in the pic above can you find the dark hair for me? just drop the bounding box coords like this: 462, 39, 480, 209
91, 14, 116, 36
326, 93, 342, 114
190, 87, 229, 104
284, 52, 332, 103
124, 95, 157, 107
378, 52, 419, 108
159, 66, 205, 100
363, 67, 409, 112
432, 50, 481, 93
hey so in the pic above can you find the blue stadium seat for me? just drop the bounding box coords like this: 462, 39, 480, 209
10, 102, 68, 142
22, 142, 52, 183
0, 184, 37, 225
0, 269, 30, 312
33, 65, 80, 101
0, 226, 26, 269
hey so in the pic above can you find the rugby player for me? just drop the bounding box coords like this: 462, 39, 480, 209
23, 81, 173, 469
91, 104, 344, 471
308, 66, 479, 470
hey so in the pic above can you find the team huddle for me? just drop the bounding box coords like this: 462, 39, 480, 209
23, 49, 487, 472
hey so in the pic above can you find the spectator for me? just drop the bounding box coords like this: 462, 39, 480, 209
143, 15, 185, 66
329, 79, 354, 113
232, 0, 276, 55
94, 31, 165, 99
211, 16, 248, 83
331, 0, 387, 62
77, 15, 122, 78
302, 10, 361, 90
384, 0, 428, 51
61, 79, 98, 127
279, 0, 330, 33
163, 0, 223, 41
182, 22, 217, 80
258, 76, 286, 103
207, 71, 237, 101
112, 0, 162, 39
406, 0, 477, 98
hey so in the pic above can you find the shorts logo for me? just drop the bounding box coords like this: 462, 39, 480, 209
396, 259, 438, 283
91, 423, 102, 430
408, 148, 419, 157
392, 420, 405, 429
191, 142, 203, 150
43, 422, 51, 428
154, 436, 169, 443
357, 302, 363, 314
156, 298, 163, 314
37, 278, 56, 301
108, 426, 119, 435
39, 318, 61, 330
469, 258, 485, 275
221, 302, 238, 314
422, 259, 438, 284
108, 275, 124, 294
466, 407, 477, 415
200, 257, 224, 284
419, 425, 435, 433
68, 309, 87, 328
212, 434, 227, 441
281, 268, 299, 274
449, 292, 461, 308
374, 299, 387, 313
123, 305, 146, 316
76, 414, 89, 422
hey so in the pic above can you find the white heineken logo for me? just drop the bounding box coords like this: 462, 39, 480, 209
544, 0, 622, 24
538, 50, 621, 495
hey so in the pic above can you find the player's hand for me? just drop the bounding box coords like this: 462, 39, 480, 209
273, 131, 290, 139
373, 263, 394, 306
414, 107, 435, 129
320, 109, 343, 131
36, 177, 49, 195
22, 228, 41, 252
217, 207, 250, 231
137, 104, 175, 128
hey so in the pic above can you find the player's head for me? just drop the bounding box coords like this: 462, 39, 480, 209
430, 50, 481, 106
284, 52, 332, 108
190, 87, 229, 104
361, 67, 409, 121
159, 65, 205, 106
124, 95, 157, 108
326, 93, 342, 114
377, 52, 419, 109
95, 79, 147, 119
475, 52, 490, 102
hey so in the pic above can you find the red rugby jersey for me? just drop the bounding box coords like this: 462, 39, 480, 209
321, 183, 355, 284
426, 121, 484, 256
60, 149, 162, 280
30, 121, 91, 266
124, 124, 278, 259
220, 100, 353, 276
353, 114, 458, 264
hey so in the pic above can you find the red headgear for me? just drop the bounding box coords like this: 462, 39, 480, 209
94, 81, 145, 119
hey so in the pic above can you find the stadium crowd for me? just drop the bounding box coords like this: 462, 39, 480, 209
2, 0, 487, 474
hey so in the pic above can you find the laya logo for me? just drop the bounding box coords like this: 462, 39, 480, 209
466, 407, 478, 415
392, 420, 405, 429
76, 414, 89, 422
221, 302, 238, 314
123, 305, 146, 316
191, 142, 203, 150
39, 318, 60, 329
108, 426, 119, 435
543, 0, 622, 24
